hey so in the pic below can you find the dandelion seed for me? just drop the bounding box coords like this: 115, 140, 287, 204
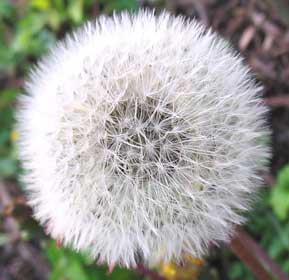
17, 10, 270, 268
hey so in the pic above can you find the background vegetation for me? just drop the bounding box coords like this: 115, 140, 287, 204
1, 0, 289, 279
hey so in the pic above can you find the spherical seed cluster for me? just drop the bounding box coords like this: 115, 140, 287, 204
17, 11, 270, 267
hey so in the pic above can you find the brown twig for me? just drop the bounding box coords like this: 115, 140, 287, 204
264, 96, 289, 107
229, 227, 289, 280
0, 181, 50, 279
91, 0, 100, 17
0, 181, 21, 242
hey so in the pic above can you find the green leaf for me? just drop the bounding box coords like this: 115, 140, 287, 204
0, 0, 14, 19
276, 165, 289, 189
31, 0, 51, 11
270, 165, 289, 220
229, 262, 244, 278
269, 238, 285, 259
0, 89, 18, 109
46, 241, 90, 280
271, 188, 289, 220
100, 0, 138, 14
45, 240, 140, 280
0, 157, 17, 177
67, 0, 84, 24
12, 13, 56, 56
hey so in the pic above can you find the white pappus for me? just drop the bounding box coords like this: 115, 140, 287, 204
16, 10, 270, 268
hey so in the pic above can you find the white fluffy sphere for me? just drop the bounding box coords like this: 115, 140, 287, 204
17, 11, 269, 267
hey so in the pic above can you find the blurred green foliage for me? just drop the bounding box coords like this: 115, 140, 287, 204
46, 240, 141, 280
0, 87, 18, 177
271, 165, 289, 220
100, 0, 138, 14
1, 0, 289, 279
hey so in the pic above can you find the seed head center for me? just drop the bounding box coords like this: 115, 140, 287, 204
102, 99, 187, 181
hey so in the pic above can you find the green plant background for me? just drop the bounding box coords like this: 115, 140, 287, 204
0, 0, 288, 279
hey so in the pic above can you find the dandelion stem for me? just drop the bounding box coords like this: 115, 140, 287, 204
229, 226, 289, 280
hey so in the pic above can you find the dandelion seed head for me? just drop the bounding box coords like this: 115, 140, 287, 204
17, 10, 270, 267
